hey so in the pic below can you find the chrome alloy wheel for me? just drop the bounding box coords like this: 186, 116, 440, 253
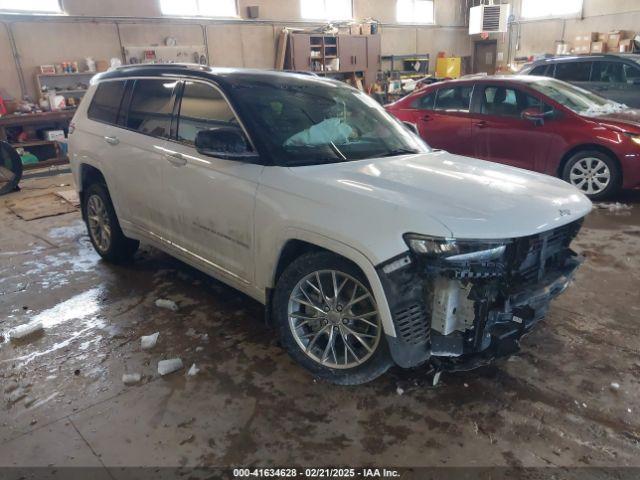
287, 270, 381, 369
569, 157, 611, 195
87, 194, 112, 252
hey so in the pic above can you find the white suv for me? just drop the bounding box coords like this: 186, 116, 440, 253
69, 65, 591, 384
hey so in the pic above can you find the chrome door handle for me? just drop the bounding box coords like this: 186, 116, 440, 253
104, 136, 119, 145
165, 152, 187, 166
474, 121, 489, 129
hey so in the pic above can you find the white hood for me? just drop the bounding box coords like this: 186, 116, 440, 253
287, 150, 592, 240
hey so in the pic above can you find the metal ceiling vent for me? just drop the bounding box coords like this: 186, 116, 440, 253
469, 3, 510, 34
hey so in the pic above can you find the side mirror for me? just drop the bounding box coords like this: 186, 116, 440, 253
521, 107, 553, 125
195, 127, 259, 161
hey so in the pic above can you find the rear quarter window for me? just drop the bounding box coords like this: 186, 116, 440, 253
530, 65, 551, 76
87, 81, 127, 125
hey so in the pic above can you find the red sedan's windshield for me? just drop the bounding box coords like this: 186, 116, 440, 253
527, 78, 629, 116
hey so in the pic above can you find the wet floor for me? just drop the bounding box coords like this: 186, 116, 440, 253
1, 174, 639, 474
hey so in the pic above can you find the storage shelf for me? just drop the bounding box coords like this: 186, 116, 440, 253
37, 72, 95, 77
11, 140, 59, 148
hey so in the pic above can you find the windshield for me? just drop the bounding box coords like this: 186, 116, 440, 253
229, 77, 429, 166
528, 78, 628, 116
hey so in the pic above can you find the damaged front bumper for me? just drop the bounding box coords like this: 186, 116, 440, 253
377, 220, 584, 370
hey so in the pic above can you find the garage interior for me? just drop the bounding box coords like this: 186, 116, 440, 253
1, 0, 640, 477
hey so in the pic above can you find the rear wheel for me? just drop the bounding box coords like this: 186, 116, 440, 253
83, 183, 139, 263
562, 150, 620, 200
273, 251, 391, 385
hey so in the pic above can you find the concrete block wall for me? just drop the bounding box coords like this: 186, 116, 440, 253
0, 0, 471, 101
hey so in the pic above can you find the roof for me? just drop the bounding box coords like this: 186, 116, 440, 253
529, 54, 640, 64
92, 64, 343, 89
421, 75, 551, 86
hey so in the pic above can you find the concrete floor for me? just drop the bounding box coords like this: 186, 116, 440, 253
1, 172, 639, 475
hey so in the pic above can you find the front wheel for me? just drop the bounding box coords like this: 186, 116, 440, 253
562, 150, 620, 200
273, 251, 391, 385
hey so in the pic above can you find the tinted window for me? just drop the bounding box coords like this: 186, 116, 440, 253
555, 62, 592, 82
87, 81, 126, 124
592, 61, 640, 83
126, 79, 176, 137
481, 86, 548, 117
434, 86, 472, 112
177, 81, 240, 145
411, 91, 435, 110
530, 65, 550, 76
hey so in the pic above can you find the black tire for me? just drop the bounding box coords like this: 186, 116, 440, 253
273, 251, 391, 385
83, 182, 139, 263
561, 150, 621, 200
0, 141, 22, 196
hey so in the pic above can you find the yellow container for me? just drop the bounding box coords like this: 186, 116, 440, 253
436, 57, 462, 78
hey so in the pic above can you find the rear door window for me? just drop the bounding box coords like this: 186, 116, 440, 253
125, 79, 177, 138
87, 81, 126, 125
555, 62, 592, 82
434, 86, 472, 112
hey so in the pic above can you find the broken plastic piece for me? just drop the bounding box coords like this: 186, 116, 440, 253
187, 364, 200, 376
155, 299, 178, 311
122, 373, 142, 385
432, 370, 442, 387
158, 358, 183, 376
141, 332, 159, 350
9, 322, 43, 340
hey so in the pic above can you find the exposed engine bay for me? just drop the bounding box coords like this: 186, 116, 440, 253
378, 219, 584, 370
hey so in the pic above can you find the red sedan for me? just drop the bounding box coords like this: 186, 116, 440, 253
386, 75, 640, 199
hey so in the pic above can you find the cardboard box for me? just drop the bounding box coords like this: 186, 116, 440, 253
619, 39, 633, 53
574, 33, 598, 54
349, 24, 362, 35
607, 31, 622, 51
361, 23, 372, 35
590, 41, 606, 54
43, 130, 65, 141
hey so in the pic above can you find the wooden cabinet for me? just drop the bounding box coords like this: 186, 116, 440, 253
339, 36, 367, 72
290, 35, 311, 71
365, 34, 381, 87
286, 34, 381, 88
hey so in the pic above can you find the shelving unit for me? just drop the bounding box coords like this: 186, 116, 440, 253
35, 71, 95, 99
286, 33, 381, 87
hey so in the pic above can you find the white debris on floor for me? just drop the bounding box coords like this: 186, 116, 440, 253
187, 364, 200, 376
594, 202, 632, 212
610, 382, 621, 391
158, 358, 183, 376
140, 332, 159, 350
396, 386, 404, 396
122, 373, 142, 385
8, 322, 43, 340
155, 298, 179, 311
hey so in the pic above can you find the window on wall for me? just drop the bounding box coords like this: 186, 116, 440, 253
397, 0, 434, 24
521, 0, 583, 19
300, 0, 352, 21
160, 0, 237, 18
0, 0, 62, 13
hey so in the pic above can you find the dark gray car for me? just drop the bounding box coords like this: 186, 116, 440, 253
520, 54, 640, 108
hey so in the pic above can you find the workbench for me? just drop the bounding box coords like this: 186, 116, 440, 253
0, 110, 75, 170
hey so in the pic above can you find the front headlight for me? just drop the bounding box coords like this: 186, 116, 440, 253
404, 234, 508, 263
